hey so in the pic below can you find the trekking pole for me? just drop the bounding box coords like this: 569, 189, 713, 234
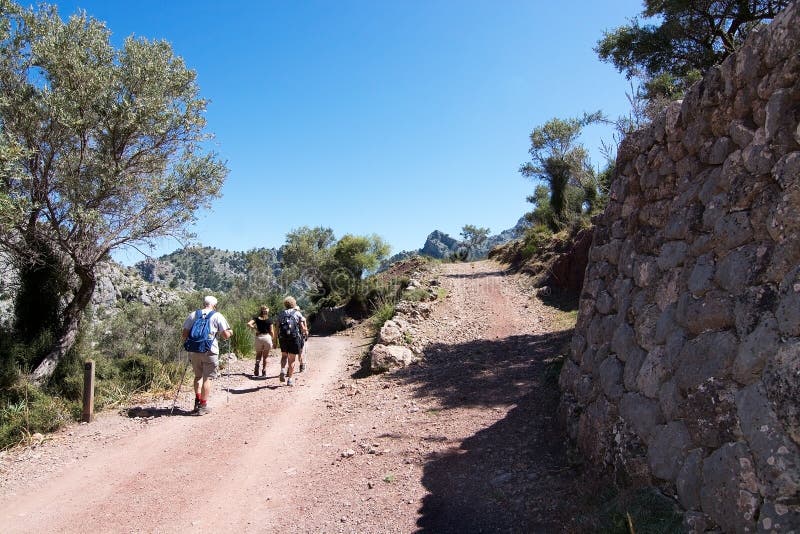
171, 350, 190, 415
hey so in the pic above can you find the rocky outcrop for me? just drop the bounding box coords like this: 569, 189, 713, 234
410, 218, 532, 262
559, 5, 800, 532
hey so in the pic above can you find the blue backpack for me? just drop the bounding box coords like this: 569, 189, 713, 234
184, 310, 216, 353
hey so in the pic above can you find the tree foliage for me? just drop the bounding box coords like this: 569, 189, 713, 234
596, 0, 790, 100
0, 1, 228, 380
519, 113, 604, 231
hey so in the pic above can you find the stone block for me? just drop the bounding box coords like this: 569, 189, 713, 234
598, 357, 624, 400
648, 421, 692, 481
633, 256, 659, 288
675, 331, 738, 391
655, 269, 681, 311
733, 314, 779, 384
634, 303, 660, 352
677, 448, 705, 510
763, 340, 800, 447
743, 142, 777, 175
676, 291, 735, 335
683, 381, 739, 448
715, 244, 766, 295
714, 211, 754, 252
700, 442, 759, 533
620, 392, 664, 443
611, 321, 637, 360
730, 121, 756, 148
637, 346, 672, 399
623, 348, 647, 392
757, 500, 800, 533
654, 305, 677, 345
657, 241, 689, 270
687, 254, 716, 297
736, 383, 800, 500
776, 276, 800, 337
659, 379, 683, 421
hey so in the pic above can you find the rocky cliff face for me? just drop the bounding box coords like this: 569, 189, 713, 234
559, 5, 800, 532
418, 217, 531, 260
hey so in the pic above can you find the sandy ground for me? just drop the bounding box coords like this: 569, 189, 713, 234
0, 260, 586, 533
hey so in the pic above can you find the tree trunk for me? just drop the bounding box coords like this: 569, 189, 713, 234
30, 266, 96, 383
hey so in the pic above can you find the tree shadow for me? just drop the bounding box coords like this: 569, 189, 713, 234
388, 330, 586, 533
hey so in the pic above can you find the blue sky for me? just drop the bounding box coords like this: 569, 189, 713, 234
50, 0, 643, 263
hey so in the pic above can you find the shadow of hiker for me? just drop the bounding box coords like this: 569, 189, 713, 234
388, 330, 584, 533
125, 406, 196, 418
225, 384, 278, 394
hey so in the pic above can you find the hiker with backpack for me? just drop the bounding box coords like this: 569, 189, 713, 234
247, 305, 275, 377
277, 296, 308, 386
293, 305, 309, 373
181, 295, 233, 415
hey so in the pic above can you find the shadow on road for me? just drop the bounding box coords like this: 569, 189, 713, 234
125, 406, 197, 418
391, 330, 585, 533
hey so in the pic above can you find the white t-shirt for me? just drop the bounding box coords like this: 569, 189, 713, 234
183, 309, 231, 354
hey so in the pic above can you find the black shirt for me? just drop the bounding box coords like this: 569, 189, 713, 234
253, 316, 273, 335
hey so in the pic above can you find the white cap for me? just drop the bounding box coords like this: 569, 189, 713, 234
204, 295, 218, 307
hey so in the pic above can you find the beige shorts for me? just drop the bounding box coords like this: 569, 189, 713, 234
255, 334, 273, 353
190, 352, 219, 379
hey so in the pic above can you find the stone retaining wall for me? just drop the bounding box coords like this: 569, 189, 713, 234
559, 4, 800, 532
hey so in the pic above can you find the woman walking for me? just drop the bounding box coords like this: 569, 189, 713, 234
247, 305, 275, 377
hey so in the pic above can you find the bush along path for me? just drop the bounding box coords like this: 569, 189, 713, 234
1, 260, 614, 533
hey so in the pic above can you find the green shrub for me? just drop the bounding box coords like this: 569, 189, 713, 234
403, 287, 431, 302
369, 299, 396, 333
230, 320, 253, 357
522, 224, 554, 259
0, 382, 73, 450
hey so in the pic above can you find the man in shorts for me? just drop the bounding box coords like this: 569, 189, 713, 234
182, 295, 233, 415
277, 296, 308, 386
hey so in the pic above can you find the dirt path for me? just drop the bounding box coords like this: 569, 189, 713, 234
1, 260, 584, 533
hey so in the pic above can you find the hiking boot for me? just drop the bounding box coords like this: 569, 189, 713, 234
253, 364, 260, 377
197, 404, 212, 415
299, 362, 306, 373
261, 370, 266, 377
193, 397, 201, 412
279, 371, 286, 383
287, 377, 294, 386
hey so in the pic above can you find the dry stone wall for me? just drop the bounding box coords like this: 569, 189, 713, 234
559, 4, 800, 533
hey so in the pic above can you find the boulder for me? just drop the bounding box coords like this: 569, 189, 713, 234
370, 344, 418, 373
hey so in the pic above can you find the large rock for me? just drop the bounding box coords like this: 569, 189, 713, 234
700, 442, 759, 533
370, 344, 418, 373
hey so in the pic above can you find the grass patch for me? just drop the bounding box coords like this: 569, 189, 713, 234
543, 354, 565, 386
573, 485, 684, 533
403, 287, 431, 302
0, 381, 73, 449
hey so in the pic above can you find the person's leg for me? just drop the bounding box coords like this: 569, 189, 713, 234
279, 352, 288, 382
286, 352, 297, 385
201, 377, 213, 403
191, 353, 203, 411
197, 354, 218, 414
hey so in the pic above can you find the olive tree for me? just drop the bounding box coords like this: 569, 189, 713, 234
0, 1, 228, 381
519, 112, 603, 230
596, 0, 791, 100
